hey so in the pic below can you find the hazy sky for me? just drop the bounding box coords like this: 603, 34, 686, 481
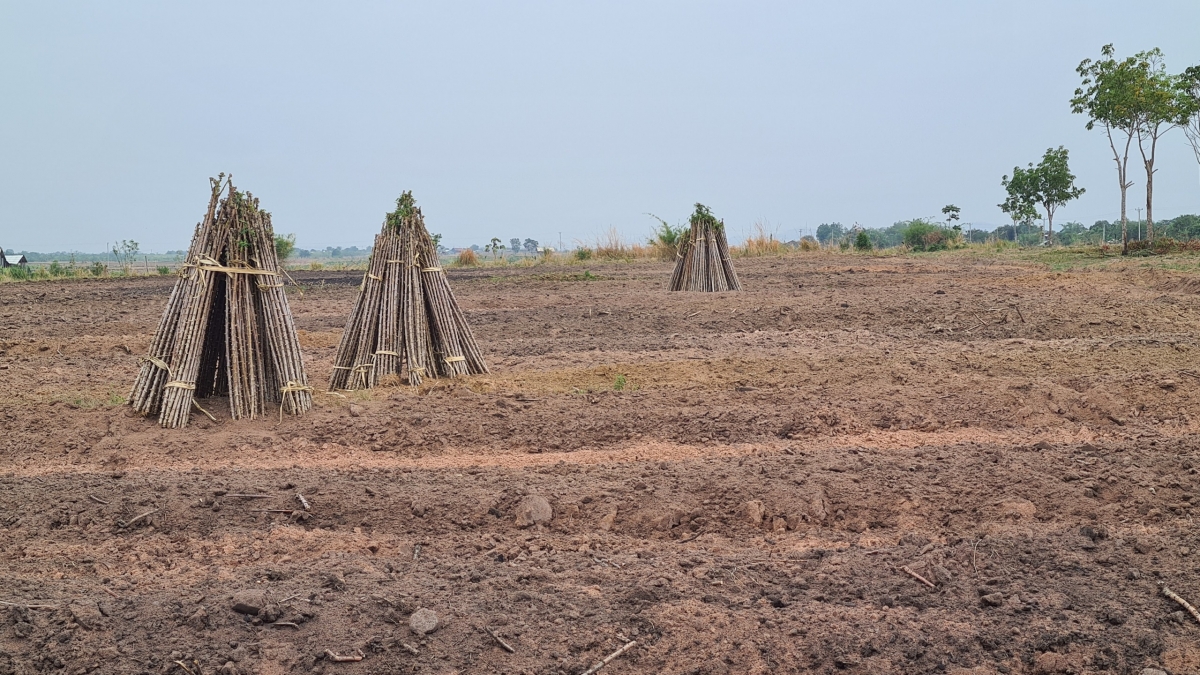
3, 1, 1199, 253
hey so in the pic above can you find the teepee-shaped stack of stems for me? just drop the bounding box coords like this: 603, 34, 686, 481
668, 203, 742, 292
129, 175, 313, 428
329, 192, 488, 390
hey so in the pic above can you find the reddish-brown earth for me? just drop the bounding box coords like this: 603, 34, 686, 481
2, 253, 1200, 674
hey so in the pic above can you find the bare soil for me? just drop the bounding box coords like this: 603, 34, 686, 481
3, 253, 1200, 674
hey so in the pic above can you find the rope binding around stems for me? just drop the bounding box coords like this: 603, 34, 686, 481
180, 255, 280, 278
279, 380, 314, 422
139, 356, 172, 376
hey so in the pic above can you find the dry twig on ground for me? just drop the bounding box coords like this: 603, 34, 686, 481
899, 565, 937, 589
581, 640, 637, 675
323, 649, 364, 663
1163, 586, 1200, 625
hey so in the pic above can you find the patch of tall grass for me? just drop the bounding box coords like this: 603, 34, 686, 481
455, 248, 480, 267
734, 222, 790, 257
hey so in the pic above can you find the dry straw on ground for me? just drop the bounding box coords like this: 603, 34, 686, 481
330, 192, 488, 389
668, 204, 742, 291
129, 175, 312, 428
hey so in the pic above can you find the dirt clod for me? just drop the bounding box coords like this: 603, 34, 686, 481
740, 499, 766, 525
231, 590, 265, 616
981, 593, 1005, 607
68, 602, 103, 629
408, 608, 439, 635
514, 495, 553, 528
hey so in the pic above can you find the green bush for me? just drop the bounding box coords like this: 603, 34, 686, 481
575, 247, 593, 261
157, 266, 171, 276
89, 262, 107, 277
275, 234, 296, 261
854, 231, 872, 251
4, 266, 33, 281
902, 219, 958, 252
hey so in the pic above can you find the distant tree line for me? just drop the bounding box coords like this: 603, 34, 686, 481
811, 213, 1200, 251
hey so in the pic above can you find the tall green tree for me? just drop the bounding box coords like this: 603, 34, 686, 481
1072, 45, 1142, 253
1000, 148, 1084, 245
999, 173, 1040, 242
1032, 147, 1085, 244
1128, 49, 1195, 242
941, 204, 961, 227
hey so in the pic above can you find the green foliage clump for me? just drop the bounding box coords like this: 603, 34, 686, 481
386, 191, 418, 231
689, 203, 722, 231
854, 231, 872, 251
274, 234, 296, 261
816, 222, 845, 244
575, 247, 593, 261
4, 265, 33, 281
90, 262, 107, 277
613, 374, 627, 391
647, 214, 685, 260
157, 265, 171, 276
902, 219, 959, 252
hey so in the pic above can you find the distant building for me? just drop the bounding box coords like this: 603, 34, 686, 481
0, 249, 27, 268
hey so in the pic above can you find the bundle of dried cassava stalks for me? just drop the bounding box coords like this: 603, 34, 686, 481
130, 175, 312, 428
329, 191, 487, 390
668, 203, 742, 292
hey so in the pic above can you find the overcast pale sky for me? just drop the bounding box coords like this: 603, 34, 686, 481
2, 1, 1199, 253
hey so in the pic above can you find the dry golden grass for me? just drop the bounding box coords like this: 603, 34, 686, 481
589, 227, 658, 261
455, 249, 480, 267
733, 222, 790, 257
648, 240, 679, 261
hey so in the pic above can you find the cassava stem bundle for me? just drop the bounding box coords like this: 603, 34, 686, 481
668, 203, 742, 292
129, 175, 312, 428
330, 191, 488, 390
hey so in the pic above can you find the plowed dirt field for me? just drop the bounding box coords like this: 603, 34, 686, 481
3, 253, 1200, 674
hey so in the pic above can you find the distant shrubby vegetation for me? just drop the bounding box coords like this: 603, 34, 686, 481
6, 210, 1200, 284
811, 214, 1200, 251
291, 245, 372, 259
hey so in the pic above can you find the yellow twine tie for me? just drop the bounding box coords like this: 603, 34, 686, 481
279, 381, 314, 422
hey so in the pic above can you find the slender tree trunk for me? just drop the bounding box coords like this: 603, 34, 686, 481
1139, 125, 1160, 243
1146, 169, 1154, 242
1108, 125, 1133, 254
1147, 133, 1157, 242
